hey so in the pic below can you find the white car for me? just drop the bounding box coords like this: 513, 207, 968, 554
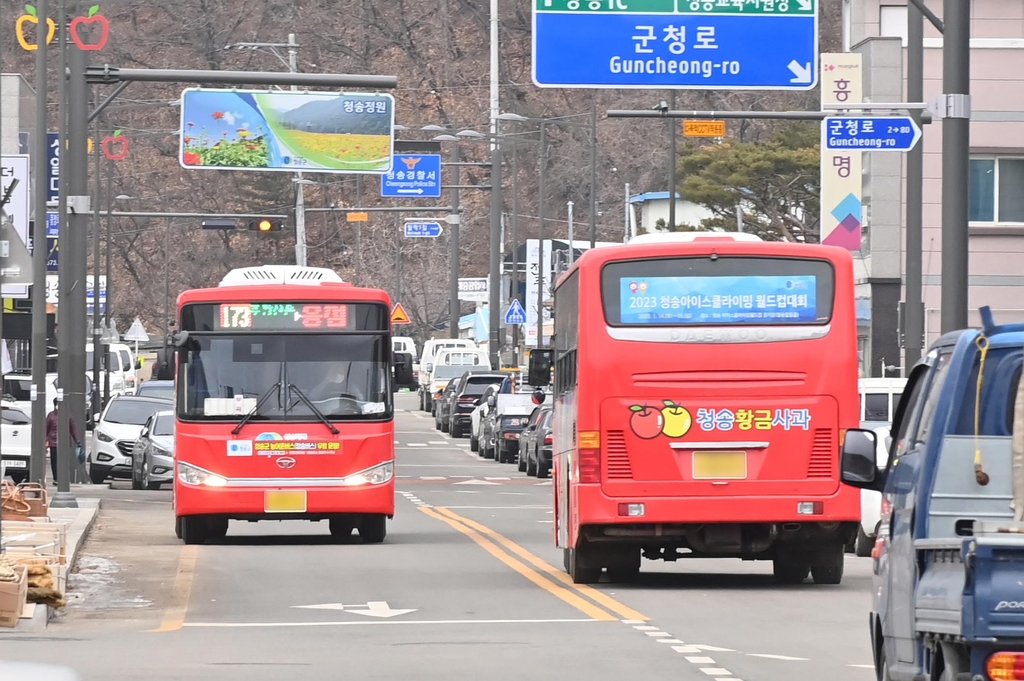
89, 395, 172, 484
855, 424, 892, 557
0, 402, 32, 484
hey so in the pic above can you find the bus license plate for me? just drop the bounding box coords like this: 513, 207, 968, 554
692, 451, 747, 480
264, 490, 307, 513
2, 459, 26, 468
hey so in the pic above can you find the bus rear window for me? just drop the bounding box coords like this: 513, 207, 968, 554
601, 256, 835, 326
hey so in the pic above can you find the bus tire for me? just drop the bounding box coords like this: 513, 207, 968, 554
181, 516, 207, 545
772, 559, 809, 584
566, 548, 601, 584
359, 515, 387, 544
329, 518, 354, 538
207, 516, 229, 541
811, 562, 844, 585
174, 516, 183, 540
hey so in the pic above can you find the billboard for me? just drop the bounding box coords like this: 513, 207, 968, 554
1, 154, 30, 298
179, 88, 395, 174
458, 277, 489, 303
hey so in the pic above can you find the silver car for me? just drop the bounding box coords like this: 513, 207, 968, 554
130, 410, 174, 490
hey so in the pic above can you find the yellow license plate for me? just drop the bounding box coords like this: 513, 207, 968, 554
264, 490, 307, 513
692, 451, 747, 480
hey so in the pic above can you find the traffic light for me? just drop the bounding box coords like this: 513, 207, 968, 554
248, 219, 283, 233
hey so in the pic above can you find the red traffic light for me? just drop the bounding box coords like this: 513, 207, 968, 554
248, 219, 282, 232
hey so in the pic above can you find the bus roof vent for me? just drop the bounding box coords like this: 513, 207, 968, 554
628, 232, 763, 244
219, 266, 345, 287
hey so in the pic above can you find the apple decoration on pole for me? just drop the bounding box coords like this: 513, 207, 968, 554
70, 5, 108, 51
15, 5, 56, 51
101, 130, 128, 160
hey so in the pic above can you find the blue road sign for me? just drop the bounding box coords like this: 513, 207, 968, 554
46, 212, 59, 273
532, 0, 818, 90
504, 299, 527, 326
824, 116, 922, 152
382, 154, 442, 198
404, 221, 444, 238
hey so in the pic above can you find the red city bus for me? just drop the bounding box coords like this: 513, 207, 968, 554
531, 233, 860, 585
171, 266, 413, 545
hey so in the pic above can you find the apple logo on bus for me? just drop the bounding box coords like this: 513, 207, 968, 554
628, 400, 692, 440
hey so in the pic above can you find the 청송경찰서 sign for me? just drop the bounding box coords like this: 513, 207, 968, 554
618, 275, 818, 325
179, 88, 395, 174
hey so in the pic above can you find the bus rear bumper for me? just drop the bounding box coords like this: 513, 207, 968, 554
175, 480, 395, 520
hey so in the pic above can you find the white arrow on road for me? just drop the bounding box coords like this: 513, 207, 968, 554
292, 601, 417, 618
787, 60, 812, 84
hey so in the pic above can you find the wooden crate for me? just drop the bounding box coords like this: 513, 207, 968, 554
1, 521, 68, 564
0, 567, 27, 628
16, 483, 49, 518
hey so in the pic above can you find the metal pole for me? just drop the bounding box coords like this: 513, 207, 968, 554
163, 217, 170, 339
54, 0, 69, 491
567, 201, 575, 265
448, 145, 461, 339
624, 182, 630, 241
103, 147, 111, 405
355, 175, 362, 285
589, 97, 597, 248
904, 0, 925, 367
287, 34, 307, 268
511, 146, 520, 364
29, 0, 50, 485
736, 204, 743, 232
668, 91, 677, 230
91, 114, 101, 417
940, 0, 970, 333
488, 138, 503, 369
536, 122, 546, 348
85, 67, 397, 89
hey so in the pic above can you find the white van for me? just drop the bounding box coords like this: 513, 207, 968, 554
418, 339, 477, 411
86, 343, 139, 395
859, 377, 907, 427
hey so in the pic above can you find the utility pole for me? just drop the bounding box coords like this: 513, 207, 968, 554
589, 97, 597, 248
511, 146, 520, 363
668, 90, 677, 231
940, 0, 969, 333
288, 34, 308, 267
91, 113, 101, 416
103, 143, 111, 405
904, 0, 925, 367
30, 0, 50, 484
448, 145, 461, 339
536, 122, 547, 349
488, 136, 503, 369
567, 201, 575, 265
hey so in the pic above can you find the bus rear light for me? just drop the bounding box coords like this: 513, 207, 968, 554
579, 431, 600, 449
580, 449, 601, 483
987, 652, 1024, 680
618, 503, 645, 517
839, 428, 847, 447
796, 502, 823, 515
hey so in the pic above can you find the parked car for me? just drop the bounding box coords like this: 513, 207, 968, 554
131, 410, 174, 490
519, 405, 553, 477
517, 406, 547, 473
491, 411, 531, 464
449, 372, 506, 439
135, 379, 174, 401
434, 377, 462, 432
0, 402, 32, 484
470, 384, 501, 452
89, 395, 172, 484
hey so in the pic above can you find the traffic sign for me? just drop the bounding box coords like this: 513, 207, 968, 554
347, 212, 369, 222
391, 303, 411, 325
683, 120, 725, 137
533, 0, 818, 90
403, 221, 443, 238
124, 317, 150, 342
381, 154, 442, 198
504, 299, 527, 326
824, 116, 922, 152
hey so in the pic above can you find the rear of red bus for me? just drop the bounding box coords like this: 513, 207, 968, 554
172, 276, 402, 545
551, 236, 860, 584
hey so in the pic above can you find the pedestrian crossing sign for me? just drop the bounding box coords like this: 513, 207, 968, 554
504, 299, 526, 326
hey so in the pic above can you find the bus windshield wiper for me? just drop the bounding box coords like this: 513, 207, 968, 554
287, 384, 340, 435
231, 381, 282, 435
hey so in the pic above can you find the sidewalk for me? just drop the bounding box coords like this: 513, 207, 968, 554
1, 492, 101, 632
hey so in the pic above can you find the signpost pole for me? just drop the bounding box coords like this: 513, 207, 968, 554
448, 145, 461, 339
511, 147, 520, 364
91, 114, 102, 418
488, 139, 502, 369
536, 122, 546, 349
904, 0, 925, 367
668, 91, 676, 230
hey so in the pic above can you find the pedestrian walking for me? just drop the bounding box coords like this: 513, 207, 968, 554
45, 399, 82, 485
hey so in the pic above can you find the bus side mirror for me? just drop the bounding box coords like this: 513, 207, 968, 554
840, 429, 885, 492
528, 350, 554, 386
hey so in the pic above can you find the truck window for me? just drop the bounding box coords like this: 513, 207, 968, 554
910, 353, 953, 447
952, 350, 1022, 436
1006, 365, 1023, 433
864, 393, 889, 421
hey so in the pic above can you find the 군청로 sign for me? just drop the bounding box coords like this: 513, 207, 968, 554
179, 88, 395, 174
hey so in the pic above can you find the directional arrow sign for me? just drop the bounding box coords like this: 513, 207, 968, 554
293, 601, 417, 618
824, 116, 922, 152
533, 0, 818, 90
404, 221, 443, 238
381, 154, 442, 198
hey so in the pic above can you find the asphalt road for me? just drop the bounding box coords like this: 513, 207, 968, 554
0, 393, 875, 680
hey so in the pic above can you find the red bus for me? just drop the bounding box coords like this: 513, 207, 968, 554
171, 266, 412, 545
530, 233, 860, 585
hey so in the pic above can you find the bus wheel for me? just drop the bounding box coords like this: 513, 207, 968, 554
181, 516, 208, 545
329, 518, 354, 538
174, 516, 183, 539
811, 562, 844, 585
772, 559, 809, 584
565, 548, 601, 584
207, 516, 229, 541
359, 515, 387, 544
855, 527, 874, 557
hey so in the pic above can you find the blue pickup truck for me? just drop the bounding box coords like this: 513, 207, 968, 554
840, 308, 1024, 681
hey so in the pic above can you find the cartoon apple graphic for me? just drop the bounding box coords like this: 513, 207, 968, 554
661, 400, 692, 438
70, 5, 109, 51
101, 130, 128, 160
629, 405, 664, 440
16, 5, 56, 51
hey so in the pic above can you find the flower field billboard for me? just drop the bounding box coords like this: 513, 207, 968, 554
179, 88, 395, 174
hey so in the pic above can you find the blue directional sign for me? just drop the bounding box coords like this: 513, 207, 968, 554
533, 0, 818, 90
824, 116, 922, 152
504, 299, 527, 326
381, 154, 442, 198
404, 221, 444, 238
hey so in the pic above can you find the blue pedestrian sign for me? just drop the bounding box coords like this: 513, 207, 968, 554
533, 0, 818, 90
381, 154, 442, 198
504, 299, 527, 326
824, 116, 921, 152
404, 221, 444, 238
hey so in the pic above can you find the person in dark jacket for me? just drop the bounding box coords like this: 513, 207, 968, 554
45, 399, 82, 485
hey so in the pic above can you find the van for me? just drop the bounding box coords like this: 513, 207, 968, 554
417, 338, 477, 411
425, 348, 490, 414
85, 343, 139, 395
391, 336, 417, 358
859, 377, 907, 427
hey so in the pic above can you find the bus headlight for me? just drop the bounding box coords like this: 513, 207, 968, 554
177, 462, 228, 487
341, 461, 394, 487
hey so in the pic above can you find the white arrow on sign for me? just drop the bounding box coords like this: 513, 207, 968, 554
292, 601, 417, 618
397, 188, 425, 194
787, 60, 812, 84
796, 0, 812, 10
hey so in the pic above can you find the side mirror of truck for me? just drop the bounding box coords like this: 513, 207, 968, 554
840, 428, 884, 491
528, 350, 554, 387
424, 362, 434, 373
487, 395, 496, 408
393, 352, 414, 386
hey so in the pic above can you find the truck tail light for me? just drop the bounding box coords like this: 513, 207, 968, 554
458, 396, 476, 405
987, 652, 1024, 680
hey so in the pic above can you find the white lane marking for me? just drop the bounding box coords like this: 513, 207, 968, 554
673, 646, 703, 654
694, 645, 736, 652
407, 443, 428, 447
634, 625, 660, 631
455, 490, 481, 494
440, 505, 549, 510
450, 475, 474, 478
747, 654, 808, 661
184, 618, 603, 628
686, 657, 716, 664
848, 665, 875, 669
699, 670, 732, 677
536, 520, 553, 524
453, 479, 501, 485
484, 477, 511, 481
428, 440, 447, 445
657, 639, 684, 644
498, 492, 529, 496
398, 491, 432, 509
646, 631, 672, 638
535, 481, 552, 486
419, 476, 446, 481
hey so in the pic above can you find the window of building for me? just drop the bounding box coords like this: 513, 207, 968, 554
879, 5, 908, 46
970, 157, 1024, 224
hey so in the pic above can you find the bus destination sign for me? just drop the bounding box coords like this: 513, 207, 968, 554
218, 303, 351, 331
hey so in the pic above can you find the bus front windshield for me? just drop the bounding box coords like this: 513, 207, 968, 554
179, 334, 390, 421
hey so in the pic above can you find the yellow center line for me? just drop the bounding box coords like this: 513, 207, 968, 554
150, 544, 198, 633
418, 507, 618, 622
434, 507, 649, 622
